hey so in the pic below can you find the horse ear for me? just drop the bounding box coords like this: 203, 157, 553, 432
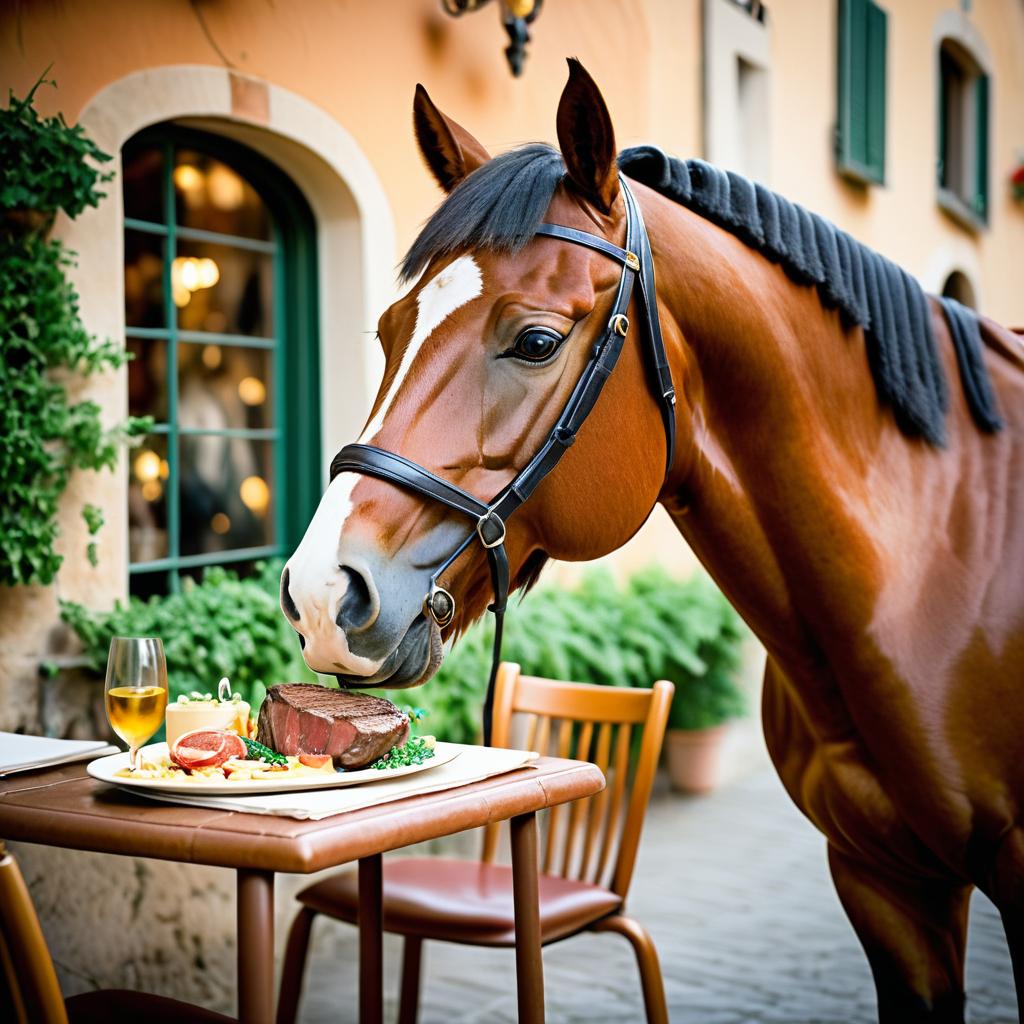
556, 58, 620, 214
413, 84, 491, 193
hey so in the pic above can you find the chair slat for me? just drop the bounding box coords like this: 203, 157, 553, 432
522, 712, 539, 751
542, 719, 575, 873
560, 720, 593, 876
594, 722, 632, 886
579, 720, 613, 879
534, 715, 552, 757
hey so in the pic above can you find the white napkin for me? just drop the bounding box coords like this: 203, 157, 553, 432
119, 744, 539, 819
0, 733, 119, 777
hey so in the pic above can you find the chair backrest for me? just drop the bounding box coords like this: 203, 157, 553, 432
0, 842, 68, 1024
482, 663, 673, 901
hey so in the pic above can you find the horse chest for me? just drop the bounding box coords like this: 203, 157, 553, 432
762, 661, 961, 880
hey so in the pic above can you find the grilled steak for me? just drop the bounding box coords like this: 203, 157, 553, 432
257, 684, 409, 769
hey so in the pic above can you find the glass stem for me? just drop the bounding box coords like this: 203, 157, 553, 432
129, 745, 139, 771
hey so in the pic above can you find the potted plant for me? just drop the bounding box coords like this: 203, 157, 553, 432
658, 579, 747, 794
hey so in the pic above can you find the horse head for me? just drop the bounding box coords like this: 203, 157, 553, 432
282, 61, 679, 688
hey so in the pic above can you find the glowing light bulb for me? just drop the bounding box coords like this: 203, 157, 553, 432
195, 257, 220, 289
134, 450, 161, 482
173, 165, 204, 193
207, 165, 245, 210
239, 475, 270, 516
238, 376, 266, 405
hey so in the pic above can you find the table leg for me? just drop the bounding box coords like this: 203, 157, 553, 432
359, 852, 384, 1024
510, 811, 545, 1023
237, 868, 275, 1024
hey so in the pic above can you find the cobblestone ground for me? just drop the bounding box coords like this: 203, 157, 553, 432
292, 758, 1017, 1024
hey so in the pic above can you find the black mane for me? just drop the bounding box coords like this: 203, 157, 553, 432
402, 143, 1002, 443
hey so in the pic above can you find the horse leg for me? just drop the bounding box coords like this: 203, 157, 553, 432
828, 845, 971, 1024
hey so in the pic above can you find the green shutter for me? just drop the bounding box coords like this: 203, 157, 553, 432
837, 0, 887, 185
865, 2, 887, 179
974, 72, 989, 221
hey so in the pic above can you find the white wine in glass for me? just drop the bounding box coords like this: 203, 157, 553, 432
105, 637, 168, 771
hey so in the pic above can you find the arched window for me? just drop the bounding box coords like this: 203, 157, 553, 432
940, 270, 978, 310
122, 127, 320, 597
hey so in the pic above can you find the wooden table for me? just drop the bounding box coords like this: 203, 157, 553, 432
0, 756, 603, 1024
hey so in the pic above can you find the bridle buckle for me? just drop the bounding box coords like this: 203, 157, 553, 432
424, 583, 455, 628
476, 511, 506, 549
611, 313, 629, 337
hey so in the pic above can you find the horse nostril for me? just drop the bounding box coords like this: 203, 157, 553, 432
336, 565, 377, 632
281, 567, 301, 622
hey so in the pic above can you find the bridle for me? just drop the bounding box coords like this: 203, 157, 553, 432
329, 176, 676, 744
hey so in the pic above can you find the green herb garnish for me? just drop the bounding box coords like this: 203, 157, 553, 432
370, 736, 436, 770
241, 736, 288, 765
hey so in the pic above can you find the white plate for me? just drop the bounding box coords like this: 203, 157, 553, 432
87, 742, 461, 795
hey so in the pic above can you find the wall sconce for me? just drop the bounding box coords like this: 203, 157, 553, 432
441, 0, 544, 76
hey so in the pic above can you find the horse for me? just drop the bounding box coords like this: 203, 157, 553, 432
282, 60, 1024, 1023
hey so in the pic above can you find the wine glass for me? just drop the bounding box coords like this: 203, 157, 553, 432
105, 637, 168, 771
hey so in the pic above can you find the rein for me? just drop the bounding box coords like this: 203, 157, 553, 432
329, 177, 676, 744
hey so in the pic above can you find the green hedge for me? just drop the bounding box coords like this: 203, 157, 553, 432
61, 562, 747, 743
59, 562, 319, 715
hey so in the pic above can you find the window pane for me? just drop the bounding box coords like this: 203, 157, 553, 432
179, 436, 275, 556
129, 570, 171, 601
174, 149, 272, 240
128, 338, 168, 422
129, 435, 170, 563
125, 230, 165, 328
174, 240, 274, 337
178, 343, 273, 431
123, 146, 165, 224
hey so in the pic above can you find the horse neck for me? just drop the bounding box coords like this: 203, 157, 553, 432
647, 198, 897, 668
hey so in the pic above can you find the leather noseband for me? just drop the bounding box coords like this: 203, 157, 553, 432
329, 177, 676, 744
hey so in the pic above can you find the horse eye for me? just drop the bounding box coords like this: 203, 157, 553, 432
505, 326, 565, 364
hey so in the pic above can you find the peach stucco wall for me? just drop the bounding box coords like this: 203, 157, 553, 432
2, 0, 702, 269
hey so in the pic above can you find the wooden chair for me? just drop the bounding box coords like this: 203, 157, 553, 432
0, 841, 235, 1024
277, 663, 674, 1024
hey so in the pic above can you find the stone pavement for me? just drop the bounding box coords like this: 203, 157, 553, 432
293, 751, 1017, 1024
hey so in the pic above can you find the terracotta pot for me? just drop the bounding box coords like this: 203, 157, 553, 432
665, 724, 729, 794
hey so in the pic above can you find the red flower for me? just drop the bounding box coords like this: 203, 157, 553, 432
1012, 165, 1024, 185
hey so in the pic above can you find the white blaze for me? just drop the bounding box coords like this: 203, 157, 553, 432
284, 472, 381, 675
359, 254, 483, 442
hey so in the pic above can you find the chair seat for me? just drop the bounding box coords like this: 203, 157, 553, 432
297, 857, 622, 947
66, 988, 236, 1023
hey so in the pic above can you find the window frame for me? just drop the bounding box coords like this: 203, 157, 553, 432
836, 0, 888, 187
936, 37, 990, 232
123, 125, 321, 595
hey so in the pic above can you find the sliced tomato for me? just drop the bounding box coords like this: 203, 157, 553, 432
170, 728, 246, 770
298, 753, 333, 769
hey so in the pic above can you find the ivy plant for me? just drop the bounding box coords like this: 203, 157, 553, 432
0, 70, 112, 218
0, 74, 149, 587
